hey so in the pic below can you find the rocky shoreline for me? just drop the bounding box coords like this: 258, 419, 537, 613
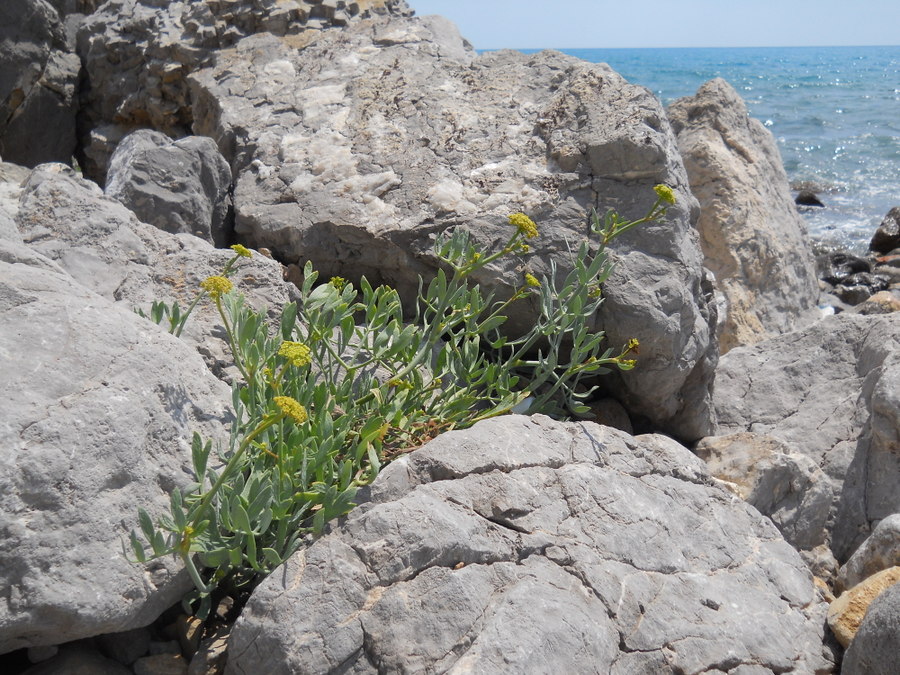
2, 1, 899, 673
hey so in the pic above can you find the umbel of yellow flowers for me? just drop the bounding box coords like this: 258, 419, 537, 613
278, 341, 312, 368
273, 396, 308, 424
200, 275, 233, 299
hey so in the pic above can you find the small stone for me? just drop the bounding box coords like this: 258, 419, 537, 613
133, 653, 189, 675
187, 628, 229, 675
827, 566, 900, 647
96, 626, 152, 665
870, 206, 900, 254
694, 432, 832, 551
20, 643, 131, 674
147, 640, 182, 656
852, 290, 900, 315
176, 615, 204, 658
588, 397, 633, 435
816, 251, 871, 285
26, 645, 58, 663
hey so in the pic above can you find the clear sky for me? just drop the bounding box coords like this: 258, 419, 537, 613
408, 0, 900, 49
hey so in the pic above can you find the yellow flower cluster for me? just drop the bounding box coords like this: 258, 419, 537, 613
524, 272, 541, 288
508, 212, 538, 239
200, 275, 233, 299
329, 276, 347, 292
230, 244, 252, 258
278, 341, 312, 367
653, 185, 676, 205
274, 396, 308, 424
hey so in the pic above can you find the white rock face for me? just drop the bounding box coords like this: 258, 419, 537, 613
75, 0, 414, 183
190, 16, 719, 441
668, 78, 821, 353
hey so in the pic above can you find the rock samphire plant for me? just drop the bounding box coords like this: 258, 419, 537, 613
130, 186, 676, 617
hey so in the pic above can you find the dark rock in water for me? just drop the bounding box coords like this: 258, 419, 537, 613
817, 252, 872, 285
870, 207, 900, 254
835, 273, 890, 305
796, 190, 825, 207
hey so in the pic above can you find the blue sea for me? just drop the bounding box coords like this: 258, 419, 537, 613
517, 46, 900, 252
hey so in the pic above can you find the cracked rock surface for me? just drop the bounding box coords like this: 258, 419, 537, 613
190, 15, 718, 441
0, 233, 231, 653
227, 415, 833, 674
713, 312, 900, 561
13, 163, 298, 376
76, 0, 414, 183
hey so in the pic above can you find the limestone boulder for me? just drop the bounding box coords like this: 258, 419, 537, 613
227, 415, 833, 674
694, 432, 833, 552
840, 514, 900, 590
714, 312, 900, 560
668, 78, 820, 353
841, 577, 900, 675
0, 0, 80, 167
0, 236, 232, 654
75, 0, 414, 183
826, 566, 900, 648
190, 17, 718, 441
105, 130, 233, 247
14, 164, 298, 374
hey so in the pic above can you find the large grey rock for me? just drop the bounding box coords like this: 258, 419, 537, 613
105, 130, 233, 246
0, 0, 79, 167
75, 0, 414, 183
668, 79, 820, 353
190, 17, 718, 441
840, 514, 900, 590
227, 415, 833, 674
841, 579, 900, 675
695, 432, 833, 551
0, 237, 232, 654
14, 164, 297, 374
714, 312, 900, 560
